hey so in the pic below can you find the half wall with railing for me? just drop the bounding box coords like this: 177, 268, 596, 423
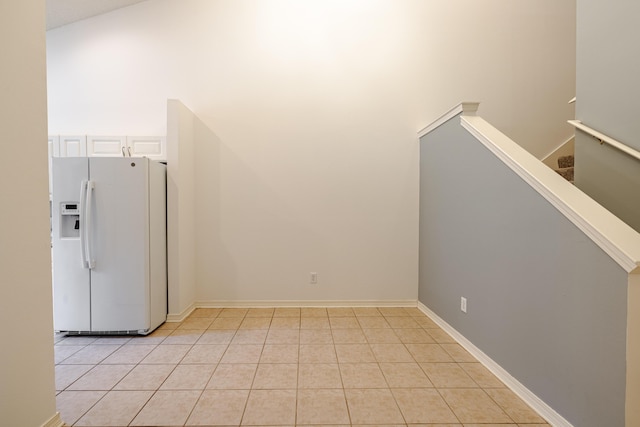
418, 103, 640, 427
569, 119, 640, 234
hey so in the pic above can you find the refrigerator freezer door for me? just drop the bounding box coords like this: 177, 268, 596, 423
88, 158, 151, 332
52, 157, 91, 331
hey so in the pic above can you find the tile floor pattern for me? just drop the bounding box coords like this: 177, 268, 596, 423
55, 307, 550, 427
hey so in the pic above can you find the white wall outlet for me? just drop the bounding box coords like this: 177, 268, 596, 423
460, 297, 467, 313
310, 272, 318, 284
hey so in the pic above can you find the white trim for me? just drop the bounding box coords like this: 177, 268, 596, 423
417, 102, 480, 138
167, 300, 417, 320
41, 412, 65, 427
627, 273, 640, 426
166, 302, 196, 322
417, 302, 573, 427
461, 115, 640, 273
569, 120, 640, 163
195, 299, 417, 308
540, 134, 575, 165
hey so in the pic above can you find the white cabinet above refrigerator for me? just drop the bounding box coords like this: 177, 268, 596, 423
59, 135, 87, 157
86, 135, 166, 160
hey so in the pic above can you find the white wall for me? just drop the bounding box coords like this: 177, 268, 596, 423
46, 0, 576, 304
0, 1, 59, 426
167, 99, 197, 315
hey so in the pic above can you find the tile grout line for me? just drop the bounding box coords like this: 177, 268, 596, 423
62, 340, 139, 425
54, 306, 549, 427
331, 311, 352, 426
237, 309, 264, 427
118, 335, 173, 427
61, 341, 128, 425
119, 317, 201, 426
294, 311, 300, 427
374, 321, 408, 426
129, 309, 214, 426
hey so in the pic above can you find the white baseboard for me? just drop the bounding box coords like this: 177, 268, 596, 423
41, 412, 64, 427
417, 301, 572, 427
166, 299, 416, 321
166, 302, 196, 322
195, 299, 417, 308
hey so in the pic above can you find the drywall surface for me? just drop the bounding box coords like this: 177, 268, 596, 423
576, 0, 640, 148
193, 115, 224, 301
167, 99, 197, 316
0, 1, 59, 425
574, 0, 640, 234
419, 116, 628, 426
47, 0, 575, 302
575, 130, 640, 232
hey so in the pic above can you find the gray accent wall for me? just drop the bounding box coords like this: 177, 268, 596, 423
576, 0, 640, 148
575, 130, 640, 232
575, 0, 640, 232
419, 115, 628, 426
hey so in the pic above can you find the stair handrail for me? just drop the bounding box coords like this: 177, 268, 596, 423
417, 102, 480, 137
449, 109, 640, 273
568, 120, 640, 162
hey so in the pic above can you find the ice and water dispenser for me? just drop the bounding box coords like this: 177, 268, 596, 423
60, 202, 80, 238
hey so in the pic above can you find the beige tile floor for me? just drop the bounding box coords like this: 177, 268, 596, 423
55, 306, 550, 426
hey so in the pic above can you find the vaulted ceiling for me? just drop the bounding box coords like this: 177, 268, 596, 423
47, 0, 147, 30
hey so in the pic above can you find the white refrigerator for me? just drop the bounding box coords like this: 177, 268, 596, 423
52, 157, 167, 335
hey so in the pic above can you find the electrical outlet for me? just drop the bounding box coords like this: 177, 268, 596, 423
310, 272, 318, 284
460, 297, 467, 313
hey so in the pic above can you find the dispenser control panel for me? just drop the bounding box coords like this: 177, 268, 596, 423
61, 203, 79, 215
60, 202, 80, 238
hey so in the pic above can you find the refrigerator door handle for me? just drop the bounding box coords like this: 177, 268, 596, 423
79, 180, 89, 269
85, 180, 96, 269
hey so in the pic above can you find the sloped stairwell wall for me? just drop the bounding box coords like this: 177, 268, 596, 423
419, 113, 628, 426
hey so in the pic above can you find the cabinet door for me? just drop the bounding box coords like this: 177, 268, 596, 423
60, 135, 87, 157
126, 136, 166, 160
87, 136, 126, 157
